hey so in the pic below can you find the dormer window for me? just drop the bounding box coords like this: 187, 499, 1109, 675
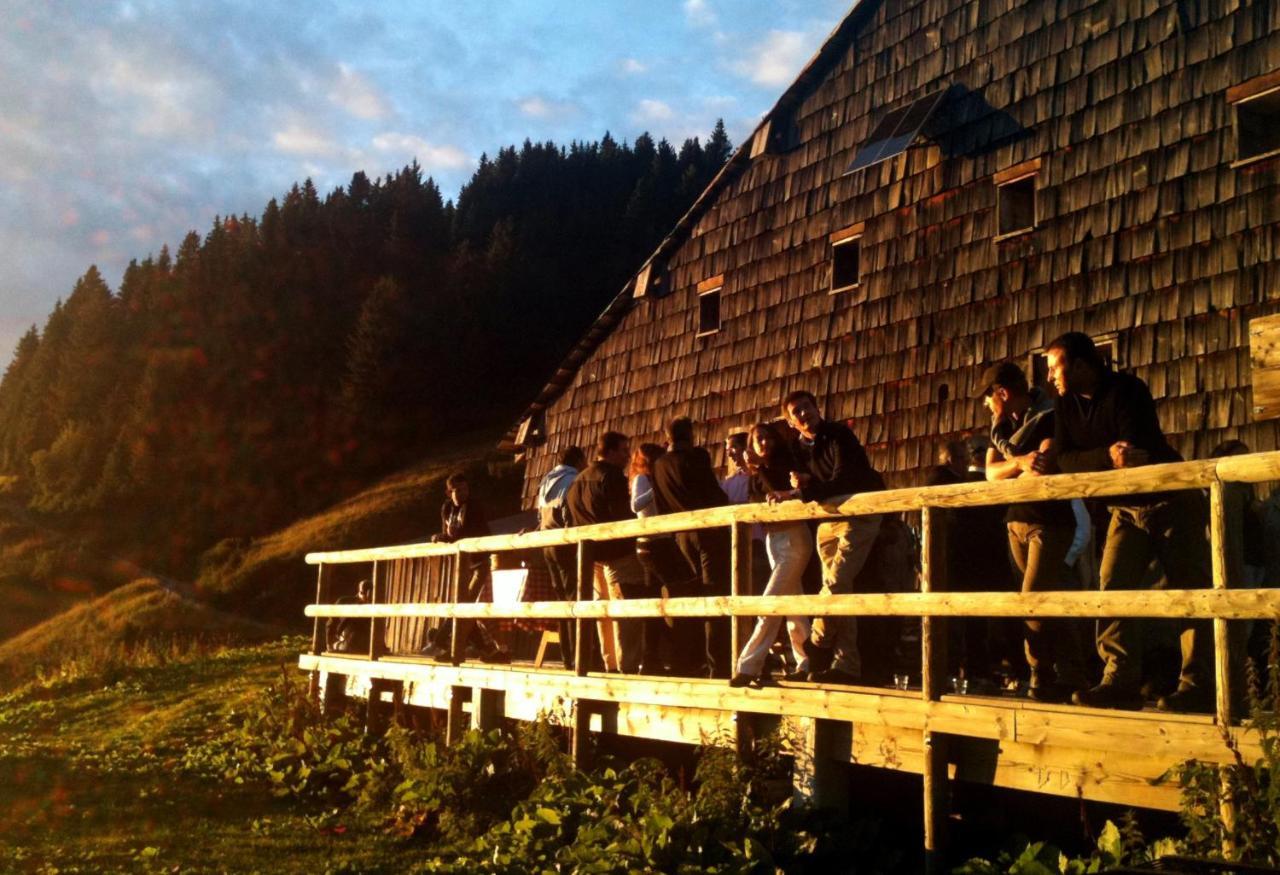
696, 274, 723, 336
994, 158, 1041, 239
829, 223, 864, 293
1229, 73, 1280, 166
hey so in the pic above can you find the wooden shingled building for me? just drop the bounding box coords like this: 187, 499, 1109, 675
507, 0, 1280, 504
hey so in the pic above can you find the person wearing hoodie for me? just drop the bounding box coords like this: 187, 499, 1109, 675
537, 446, 587, 669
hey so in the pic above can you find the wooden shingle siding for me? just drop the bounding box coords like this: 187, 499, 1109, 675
518, 0, 1280, 507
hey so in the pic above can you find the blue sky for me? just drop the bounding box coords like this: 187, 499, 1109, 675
0, 0, 853, 363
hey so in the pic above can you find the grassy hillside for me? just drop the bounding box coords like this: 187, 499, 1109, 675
0, 636, 412, 873
195, 432, 523, 624
0, 483, 147, 644
0, 577, 279, 686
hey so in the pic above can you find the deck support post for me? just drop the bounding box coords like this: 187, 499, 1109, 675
308, 562, 332, 699
921, 507, 949, 875
473, 688, 505, 732
730, 521, 751, 754
446, 684, 469, 745
1209, 480, 1237, 855
571, 699, 592, 768
791, 717, 851, 814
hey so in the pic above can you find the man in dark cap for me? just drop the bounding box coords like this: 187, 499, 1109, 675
1040, 332, 1211, 711
978, 360, 1086, 703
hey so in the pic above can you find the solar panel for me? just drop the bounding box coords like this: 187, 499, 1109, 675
846, 87, 952, 173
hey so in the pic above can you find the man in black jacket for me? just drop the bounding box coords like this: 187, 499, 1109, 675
652, 417, 731, 677
1040, 332, 1210, 711
432, 473, 507, 665
777, 390, 885, 685
566, 431, 648, 673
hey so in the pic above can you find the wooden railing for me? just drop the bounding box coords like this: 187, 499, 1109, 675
300, 451, 1280, 870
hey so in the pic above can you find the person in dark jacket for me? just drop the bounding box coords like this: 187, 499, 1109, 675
432, 473, 508, 665
566, 431, 648, 673
979, 360, 1086, 702
778, 390, 885, 685
652, 416, 731, 677
1039, 332, 1211, 711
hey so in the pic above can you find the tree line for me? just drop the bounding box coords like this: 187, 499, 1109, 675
0, 123, 732, 573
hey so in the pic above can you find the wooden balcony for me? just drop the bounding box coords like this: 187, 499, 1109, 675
298, 451, 1280, 866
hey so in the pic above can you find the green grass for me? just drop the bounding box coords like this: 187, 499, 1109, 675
0, 638, 406, 874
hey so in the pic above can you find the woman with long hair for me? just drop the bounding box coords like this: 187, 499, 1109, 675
630, 442, 696, 674
730, 422, 813, 687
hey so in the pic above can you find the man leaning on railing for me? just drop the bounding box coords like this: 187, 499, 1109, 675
1039, 332, 1212, 713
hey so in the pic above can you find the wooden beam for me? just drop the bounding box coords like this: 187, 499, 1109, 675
1227, 70, 1280, 104
920, 507, 948, 872
305, 453, 1280, 565
369, 560, 385, 661
446, 684, 468, 745
473, 688, 504, 732
994, 156, 1042, 186
829, 222, 866, 244
697, 274, 725, 293
576, 541, 593, 676
305, 587, 1280, 622
1209, 479, 1238, 856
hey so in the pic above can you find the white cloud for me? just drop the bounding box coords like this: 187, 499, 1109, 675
517, 95, 579, 120
371, 132, 470, 170
92, 48, 217, 140
273, 122, 342, 157
731, 29, 813, 87
620, 58, 647, 75
329, 63, 390, 120
632, 98, 674, 124
684, 0, 717, 27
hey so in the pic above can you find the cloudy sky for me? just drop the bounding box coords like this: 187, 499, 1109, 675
0, 0, 853, 363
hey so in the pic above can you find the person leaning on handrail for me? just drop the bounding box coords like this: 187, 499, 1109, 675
565, 431, 649, 674
536, 445, 587, 671
652, 417, 732, 678
978, 360, 1087, 703
730, 421, 814, 688
1036, 332, 1212, 712
777, 389, 886, 686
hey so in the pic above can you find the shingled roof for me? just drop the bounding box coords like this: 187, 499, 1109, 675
500, 0, 886, 453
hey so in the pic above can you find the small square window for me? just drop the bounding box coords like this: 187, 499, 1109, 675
1235, 87, 1280, 165
697, 287, 721, 335
997, 174, 1036, 237
831, 237, 861, 292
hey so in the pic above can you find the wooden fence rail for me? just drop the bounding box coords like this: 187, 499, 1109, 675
300, 450, 1280, 872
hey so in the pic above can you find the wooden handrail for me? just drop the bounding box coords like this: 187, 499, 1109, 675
304, 453, 1280, 565
305, 588, 1280, 621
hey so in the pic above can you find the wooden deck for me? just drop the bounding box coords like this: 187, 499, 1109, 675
298, 451, 1280, 865
301, 651, 1256, 813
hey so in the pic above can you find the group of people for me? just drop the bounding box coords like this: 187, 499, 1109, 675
419, 330, 1259, 714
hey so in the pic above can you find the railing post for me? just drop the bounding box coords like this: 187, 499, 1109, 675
369, 560, 386, 661
731, 521, 751, 755
310, 562, 331, 656
1209, 479, 1237, 854
575, 540, 595, 676
920, 506, 948, 874
308, 562, 331, 700
448, 549, 464, 664
573, 539, 595, 767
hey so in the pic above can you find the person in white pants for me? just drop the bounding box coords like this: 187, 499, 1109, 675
731, 422, 813, 687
